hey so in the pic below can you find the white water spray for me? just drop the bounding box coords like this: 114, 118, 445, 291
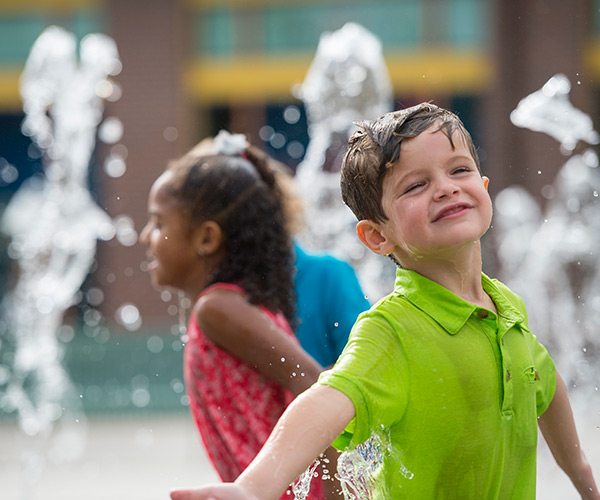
294, 22, 396, 302
0, 25, 122, 498
497, 74, 600, 389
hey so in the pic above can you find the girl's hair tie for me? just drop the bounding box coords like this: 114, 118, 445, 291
213, 130, 249, 157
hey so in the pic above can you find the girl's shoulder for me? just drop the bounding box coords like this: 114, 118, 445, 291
201, 282, 246, 297
192, 281, 293, 350
195, 281, 288, 334
194, 282, 247, 320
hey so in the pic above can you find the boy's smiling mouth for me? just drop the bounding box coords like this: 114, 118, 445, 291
432, 202, 472, 222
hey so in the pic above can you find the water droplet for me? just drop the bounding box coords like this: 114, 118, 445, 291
116, 303, 142, 331
270, 132, 286, 149
163, 126, 178, 142
131, 388, 151, 408
114, 215, 138, 246
147, 335, 164, 353
86, 287, 105, 306
0, 161, 18, 184
170, 379, 184, 393
259, 125, 274, 141
104, 153, 127, 178
98, 117, 123, 144
286, 140, 305, 159
283, 105, 301, 125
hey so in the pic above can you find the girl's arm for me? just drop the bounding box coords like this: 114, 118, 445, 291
196, 288, 322, 394
538, 372, 600, 499
171, 384, 355, 500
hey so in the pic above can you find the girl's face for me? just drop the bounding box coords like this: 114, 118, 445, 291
140, 171, 205, 294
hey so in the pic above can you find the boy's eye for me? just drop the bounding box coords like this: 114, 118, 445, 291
452, 166, 471, 174
403, 181, 425, 194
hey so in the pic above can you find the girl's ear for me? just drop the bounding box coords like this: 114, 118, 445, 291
482, 176, 490, 190
194, 220, 223, 256
356, 219, 395, 256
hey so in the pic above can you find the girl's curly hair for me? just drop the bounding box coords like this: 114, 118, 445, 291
164, 144, 295, 326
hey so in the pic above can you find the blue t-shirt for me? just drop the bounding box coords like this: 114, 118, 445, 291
294, 243, 370, 367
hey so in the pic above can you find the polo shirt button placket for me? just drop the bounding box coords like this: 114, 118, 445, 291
498, 322, 514, 417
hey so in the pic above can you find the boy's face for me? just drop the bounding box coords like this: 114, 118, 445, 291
373, 125, 492, 264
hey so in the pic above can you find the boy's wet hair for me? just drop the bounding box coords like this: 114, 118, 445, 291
341, 102, 480, 223
163, 145, 296, 325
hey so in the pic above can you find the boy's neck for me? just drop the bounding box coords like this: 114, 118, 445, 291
403, 242, 496, 312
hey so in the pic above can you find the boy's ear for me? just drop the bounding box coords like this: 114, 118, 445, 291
482, 176, 490, 190
193, 220, 223, 256
356, 219, 395, 256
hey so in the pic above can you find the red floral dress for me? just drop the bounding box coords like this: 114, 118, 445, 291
184, 282, 324, 499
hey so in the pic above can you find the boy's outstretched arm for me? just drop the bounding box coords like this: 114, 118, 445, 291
538, 372, 600, 499
170, 384, 355, 500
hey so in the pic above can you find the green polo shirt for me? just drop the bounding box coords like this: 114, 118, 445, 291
319, 268, 556, 499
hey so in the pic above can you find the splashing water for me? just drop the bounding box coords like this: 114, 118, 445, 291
291, 456, 322, 499
0, 26, 121, 498
336, 432, 413, 499
336, 437, 384, 499
294, 23, 395, 302
496, 74, 600, 390
291, 431, 413, 499
510, 73, 600, 154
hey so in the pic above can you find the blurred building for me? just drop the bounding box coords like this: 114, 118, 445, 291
0, 0, 597, 411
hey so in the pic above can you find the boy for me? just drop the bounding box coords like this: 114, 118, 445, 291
171, 103, 599, 499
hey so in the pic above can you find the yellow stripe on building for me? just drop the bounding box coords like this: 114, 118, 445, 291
186, 0, 323, 8
386, 49, 492, 94
0, 70, 22, 111
185, 49, 492, 104
0, 0, 97, 12
185, 55, 312, 104
584, 39, 600, 82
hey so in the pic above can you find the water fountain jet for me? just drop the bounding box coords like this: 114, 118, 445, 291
0, 25, 122, 499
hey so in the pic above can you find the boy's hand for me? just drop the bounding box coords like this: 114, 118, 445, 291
170, 484, 259, 500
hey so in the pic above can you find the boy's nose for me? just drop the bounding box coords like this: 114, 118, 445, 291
433, 181, 460, 200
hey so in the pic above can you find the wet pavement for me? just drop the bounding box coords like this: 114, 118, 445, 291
1, 396, 599, 500
0, 413, 219, 500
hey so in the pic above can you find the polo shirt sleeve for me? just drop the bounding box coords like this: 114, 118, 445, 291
527, 334, 557, 416
318, 312, 408, 450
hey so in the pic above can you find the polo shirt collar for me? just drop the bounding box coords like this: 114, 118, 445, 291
393, 268, 525, 335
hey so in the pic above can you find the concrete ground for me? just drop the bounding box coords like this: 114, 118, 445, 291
1, 397, 600, 500
0, 412, 219, 500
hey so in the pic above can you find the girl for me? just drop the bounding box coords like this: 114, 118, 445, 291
140, 132, 325, 499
